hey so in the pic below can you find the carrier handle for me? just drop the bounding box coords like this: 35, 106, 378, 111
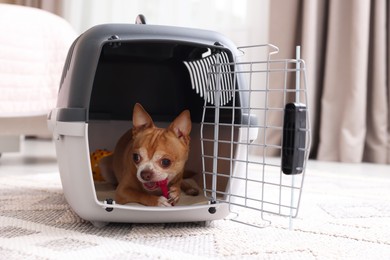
135, 14, 146, 24
237, 44, 279, 57
281, 103, 307, 175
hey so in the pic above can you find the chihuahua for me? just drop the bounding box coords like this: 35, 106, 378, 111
100, 103, 198, 206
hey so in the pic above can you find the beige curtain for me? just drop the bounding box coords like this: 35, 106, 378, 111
270, 0, 390, 163
0, 0, 62, 15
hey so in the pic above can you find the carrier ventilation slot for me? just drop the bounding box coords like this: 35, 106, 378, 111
183, 51, 233, 106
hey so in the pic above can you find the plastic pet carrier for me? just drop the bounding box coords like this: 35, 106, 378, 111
48, 19, 310, 227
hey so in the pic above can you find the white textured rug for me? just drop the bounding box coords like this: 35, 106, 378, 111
0, 165, 390, 259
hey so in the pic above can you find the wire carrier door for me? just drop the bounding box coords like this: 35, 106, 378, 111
200, 44, 310, 227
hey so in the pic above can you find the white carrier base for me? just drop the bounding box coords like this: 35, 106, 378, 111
49, 117, 230, 226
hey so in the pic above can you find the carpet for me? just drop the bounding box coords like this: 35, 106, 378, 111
0, 166, 390, 259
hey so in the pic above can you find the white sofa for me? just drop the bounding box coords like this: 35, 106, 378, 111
0, 4, 77, 153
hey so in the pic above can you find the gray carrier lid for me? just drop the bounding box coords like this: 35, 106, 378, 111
55, 23, 245, 123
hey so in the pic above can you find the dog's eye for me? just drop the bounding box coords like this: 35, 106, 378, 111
160, 158, 171, 168
133, 153, 141, 164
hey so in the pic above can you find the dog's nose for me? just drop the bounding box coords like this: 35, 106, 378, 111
141, 170, 153, 181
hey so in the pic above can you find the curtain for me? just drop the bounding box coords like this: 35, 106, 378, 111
0, 0, 62, 15
270, 0, 390, 163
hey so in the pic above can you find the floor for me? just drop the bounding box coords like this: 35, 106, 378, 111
1, 138, 390, 259
0, 138, 58, 177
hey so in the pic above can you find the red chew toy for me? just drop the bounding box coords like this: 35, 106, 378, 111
157, 179, 169, 199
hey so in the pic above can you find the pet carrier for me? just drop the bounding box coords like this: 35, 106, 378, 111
48, 19, 310, 227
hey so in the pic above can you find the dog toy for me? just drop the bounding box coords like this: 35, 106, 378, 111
157, 179, 169, 199
90, 149, 113, 181
158, 179, 175, 206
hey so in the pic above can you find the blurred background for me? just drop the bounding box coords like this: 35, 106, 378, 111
0, 0, 389, 164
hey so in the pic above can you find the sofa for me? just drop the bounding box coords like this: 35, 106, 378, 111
0, 4, 77, 153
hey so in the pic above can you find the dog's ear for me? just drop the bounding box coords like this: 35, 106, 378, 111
169, 110, 191, 144
132, 103, 154, 132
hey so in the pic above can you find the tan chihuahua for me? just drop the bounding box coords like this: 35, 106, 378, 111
100, 103, 198, 206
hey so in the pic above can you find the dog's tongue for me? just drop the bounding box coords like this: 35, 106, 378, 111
144, 182, 158, 190
143, 179, 169, 199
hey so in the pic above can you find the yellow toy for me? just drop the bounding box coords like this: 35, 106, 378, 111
90, 149, 113, 181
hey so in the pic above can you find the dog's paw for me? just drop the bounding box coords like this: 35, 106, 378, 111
157, 196, 173, 207
185, 188, 199, 196
168, 186, 180, 205
180, 180, 199, 196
